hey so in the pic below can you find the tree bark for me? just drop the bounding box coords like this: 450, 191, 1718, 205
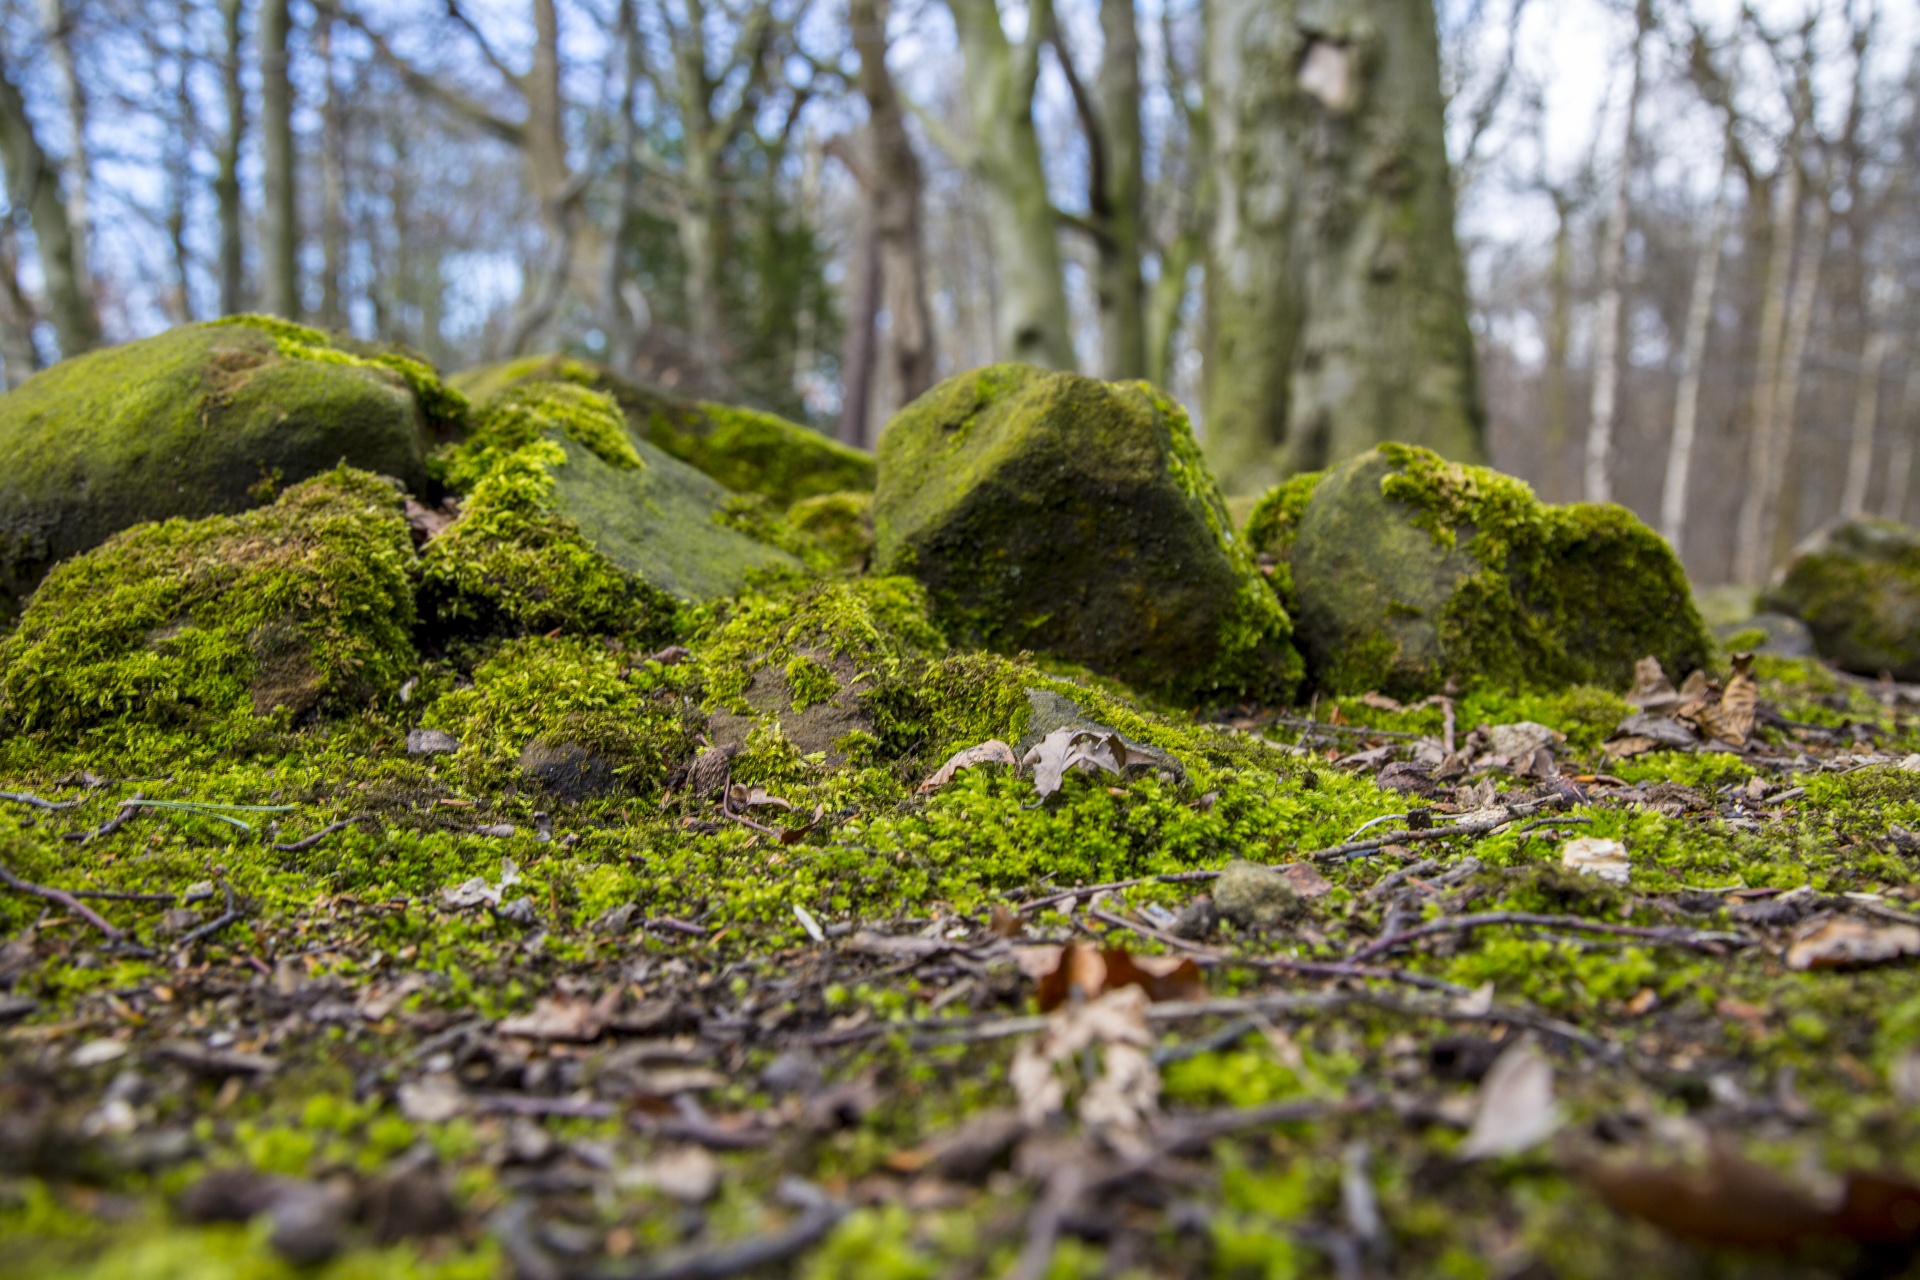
317, 14, 349, 331
1659, 152, 1731, 558
0, 220, 41, 384
948, 0, 1075, 369
839, 191, 884, 446
1731, 153, 1800, 586
260, 0, 299, 318
1840, 264, 1896, 520
1582, 0, 1650, 505
1760, 159, 1830, 567
37, 0, 94, 322
0, 56, 100, 356
1094, 0, 1145, 379
1202, 0, 1481, 494
216, 0, 245, 315
1883, 368, 1920, 524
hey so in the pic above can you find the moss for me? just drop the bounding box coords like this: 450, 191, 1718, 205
214, 314, 470, 439
450, 354, 874, 504
0, 467, 416, 750
1762, 518, 1920, 679
435, 381, 638, 489
1242, 470, 1324, 615
0, 322, 443, 617
873, 365, 1299, 706
785, 492, 874, 572
1278, 445, 1714, 697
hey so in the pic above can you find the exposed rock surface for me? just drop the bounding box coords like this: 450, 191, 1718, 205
0, 318, 449, 616
451, 354, 875, 505
1247, 445, 1713, 697
1764, 518, 1920, 678
872, 365, 1298, 704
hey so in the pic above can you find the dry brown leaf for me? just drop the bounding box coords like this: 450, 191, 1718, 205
1582, 1140, 1833, 1250
1698, 654, 1758, 747
1024, 941, 1207, 1012
1601, 735, 1658, 760
1678, 668, 1712, 700
1009, 986, 1158, 1145
1785, 915, 1920, 971
1358, 692, 1405, 712
919, 740, 1018, 793
1275, 862, 1334, 899
1625, 656, 1681, 712
1456, 1038, 1560, 1159
1021, 729, 1158, 799
497, 989, 621, 1042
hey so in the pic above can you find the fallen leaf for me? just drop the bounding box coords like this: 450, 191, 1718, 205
442, 858, 521, 909
1021, 728, 1158, 799
497, 988, 620, 1042
1699, 654, 1758, 747
1009, 985, 1158, 1148
1582, 1139, 1832, 1249
1560, 837, 1631, 884
1023, 942, 1207, 1012
1457, 1038, 1560, 1159
1275, 861, 1334, 899
1785, 915, 1920, 971
727, 784, 792, 810
1625, 656, 1681, 712
919, 740, 1018, 792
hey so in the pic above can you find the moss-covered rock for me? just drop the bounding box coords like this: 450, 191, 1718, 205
871, 365, 1300, 705
0, 318, 457, 617
422, 380, 799, 622
0, 467, 417, 748
450, 354, 874, 505
1763, 519, 1920, 679
1251, 444, 1713, 697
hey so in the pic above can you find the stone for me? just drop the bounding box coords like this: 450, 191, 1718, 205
873, 365, 1299, 704
0, 318, 451, 617
1212, 860, 1302, 931
1763, 519, 1920, 679
407, 728, 460, 755
1714, 611, 1815, 659
1248, 445, 1714, 697
451, 354, 875, 505
518, 740, 619, 801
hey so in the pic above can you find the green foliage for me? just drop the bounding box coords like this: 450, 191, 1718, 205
435, 381, 638, 491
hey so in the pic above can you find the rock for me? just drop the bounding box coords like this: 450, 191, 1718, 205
0, 468, 417, 742
1212, 860, 1303, 930
518, 740, 619, 800
1714, 611, 1815, 658
1763, 519, 1920, 678
1249, 445, 1714, 696
873, 365, 1299, 704
0, 318, 453, 617
451, 354, 875, 504
420, 380, 800, 618
407, 728, 460, 755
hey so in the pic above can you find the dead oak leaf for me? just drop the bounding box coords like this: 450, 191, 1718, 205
497, 989, 621, 1042
1626, 656, 1682, 713
726, 784, 792, 810
1785, 915, 1920, 971
1457, 1038, 1560, 1160
919, 740, 1018, 793
1697, 653, 1758, 748
1016, 941, 1208, 1012
1021, 728, 1157, 799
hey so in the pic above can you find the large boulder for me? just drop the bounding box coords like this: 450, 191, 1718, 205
1763, 519, 1920, 679
1247, 444, 1714, 696
0, 467, 417, 746
0, 317, 455, 617
871, 366, 1298, 704
450, 355, 874, 505
421, 381, 799, 629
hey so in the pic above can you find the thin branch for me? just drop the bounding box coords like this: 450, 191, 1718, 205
1350, 910, 1747, 963
0, 860, 149, 953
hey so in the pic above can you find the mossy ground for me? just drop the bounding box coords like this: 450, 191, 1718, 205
8, 559, 1920, 1276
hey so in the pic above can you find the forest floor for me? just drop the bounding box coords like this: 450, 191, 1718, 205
8, 650, 1920, 1279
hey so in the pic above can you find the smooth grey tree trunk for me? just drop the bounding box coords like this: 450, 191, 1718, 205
37, 0, 94, 322
1882, 369, 1920, 524
1582, 0, 1649, 505
1841, 263, 1897, 519
1731, 151, 1800, 587
216, 0, 245, 315
260, 0, 299, 318
1094, 0, 1145, 379
0, 57, 100, 356
317, 14, 348, 331
1659, 154, 1730, 558
1202, 0, 1481, 494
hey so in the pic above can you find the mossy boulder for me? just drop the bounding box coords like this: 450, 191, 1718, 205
0, 317, 457, 617
450, 355, 874, 505
0, 467, 417, 747
422, 380, 800, 624
1248, 444, 1713, 697
871, 365, 1300, 705
1762, 519, 1920, 679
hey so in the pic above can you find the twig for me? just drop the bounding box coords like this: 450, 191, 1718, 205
66, 888, 176, 903
0, 860, 149, 954
470, 1094, 615, 1119
272, 816, 369, 852
65, 794, 145, 843
0, 790, 82, 811
1266, 717, 1424, 741
1427, 695, 1457, 757
715, 762, 779, 836
1015, 870, 1223, 915
1350, 910, 1746, 963
175, 883, 243, 949
1344, 813, 1408, 842
1363, 859, 1441, 902
642, 916, 710, 937
1518, 815, 1593, 834
1009, 1162, 1087, 1280
1308, 803, 1556, 863
583, 1179, 844, 1280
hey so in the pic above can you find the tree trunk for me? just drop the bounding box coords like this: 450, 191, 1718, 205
0, 221, 41, 384
607, 0, 644, 372
1840, 263, 1896, 520
1883, 368, 1920, 524
0, 57, 100, 357
1541, 189, 1574, 499
216, 0, 245, 316
1659, 153, 1730, 559
166, 0, 198, 322
37, 0, 94, 323
317, 14, 349, 332
1731, 156, 1800, 587
1761, 163, 1830, 567
1582, 0, 1649, 505
1094, 0, 1145, 380
1202, 0, 1480, 494
260, 0, 299, 318
948, 0, 1075, 369
839, 193, 884, 446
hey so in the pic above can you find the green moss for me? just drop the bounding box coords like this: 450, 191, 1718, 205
873, 365, 1299, 706
1762, 518, 1920, 679
214, 314, 470, 439
1280, 445, 1714, 697
1242, 470, 1324, 615
785, 492, 874, 572
434, 381, 638, 490
0, 467, 416, 750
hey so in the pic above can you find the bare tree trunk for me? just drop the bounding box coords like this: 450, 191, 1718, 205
317, 14, 348, 331
165, 0, 198, 322
1761, 164, 1830, 565
839, 193, 883, 446
1582, 0, 1650, 505
1542, 188, 1574, 499
1094, 0, 1145, 379
1659, 154, 1731, 558
260, 0, 299, 317
947, 0, 1075, 369
1732, 156, 1800, 586
216, 0, 245, 315
1840, 263, 1897, 520
1883, 368, 1920, 524
1202, 0, 1480, 493
0, 57, 100, 357
37, 0, 94, 321
0, 220, 41, 384
1145, 226, 1198, 390
607, 0, 643, 372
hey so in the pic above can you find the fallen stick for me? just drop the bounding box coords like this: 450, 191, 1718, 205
1350, 910, 1746, 963
272, 816, 369, 852
176, 883, 243, 949
1015, 870, 1224, 915
65, 794, 146, 844
0, 790, 82, 811
583, 1179, 843, 1280
0, 860, 149, 953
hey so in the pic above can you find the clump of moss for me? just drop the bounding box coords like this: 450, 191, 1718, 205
787, 492, 874, 572
421, 634, 700, 792
435, 380, 639, 490
0, 467, 417, 750
1762, 518, 1920, 680
214, 314, 470, 438
1267, 444, 1714, 697
1241, 469, 1324, 615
